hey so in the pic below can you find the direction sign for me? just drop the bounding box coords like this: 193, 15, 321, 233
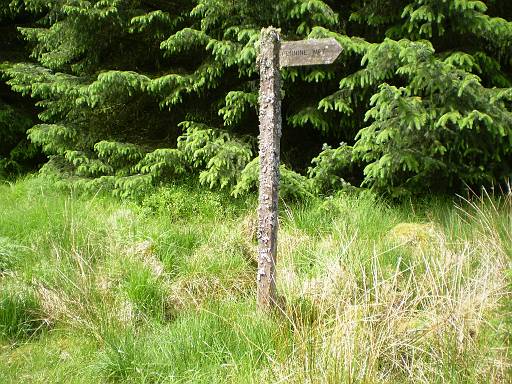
280, 38, 343, 68
257, 29, 344, 310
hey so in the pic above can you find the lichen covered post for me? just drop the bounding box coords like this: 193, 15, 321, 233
257, 27, 281, 310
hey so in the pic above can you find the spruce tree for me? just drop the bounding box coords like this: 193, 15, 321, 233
0, 0, 41, 178
3, 0, 511, 196
318, 0, 512, 195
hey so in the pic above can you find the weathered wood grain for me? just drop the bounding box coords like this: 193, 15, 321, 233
280, 38, 343, 68
257, 27, 281, 310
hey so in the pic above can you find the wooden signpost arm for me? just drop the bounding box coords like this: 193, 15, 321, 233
257, 27, 281, 310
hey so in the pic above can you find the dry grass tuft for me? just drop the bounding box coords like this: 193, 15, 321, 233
270, 201, 511, 383
167, 273, 255, 311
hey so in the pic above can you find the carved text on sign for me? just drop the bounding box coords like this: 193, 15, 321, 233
280, 38, 343, 68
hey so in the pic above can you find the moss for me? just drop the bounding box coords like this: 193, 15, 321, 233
387, 222, 441, 249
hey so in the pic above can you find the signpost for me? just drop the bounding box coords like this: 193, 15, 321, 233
280, 38, 343, 68
257, 27, 343, 310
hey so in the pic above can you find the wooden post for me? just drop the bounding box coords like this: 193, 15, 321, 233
256, 30, 342, 310
257, 27, 281, 310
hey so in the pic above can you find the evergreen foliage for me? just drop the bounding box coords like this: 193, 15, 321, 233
0, 1, 42, 178
1, 0, 511, 195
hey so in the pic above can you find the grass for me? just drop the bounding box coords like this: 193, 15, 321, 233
0, 280, 45, 342
0, 176, 510, 383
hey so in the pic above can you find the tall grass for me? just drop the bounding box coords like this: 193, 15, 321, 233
0, 176, 510, 383
0, 280, 45, 342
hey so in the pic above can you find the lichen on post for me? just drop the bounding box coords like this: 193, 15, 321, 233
256, 27, 281, 310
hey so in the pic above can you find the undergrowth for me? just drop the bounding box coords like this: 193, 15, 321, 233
0, 176, 510, 383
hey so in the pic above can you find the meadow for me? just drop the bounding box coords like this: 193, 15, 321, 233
0, 176, 510, 383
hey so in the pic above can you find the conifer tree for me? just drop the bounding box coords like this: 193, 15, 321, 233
3, 0, 511, 196
0, 0, 41, 177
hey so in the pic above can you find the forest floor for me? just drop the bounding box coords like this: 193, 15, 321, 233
0, 176, 511, 383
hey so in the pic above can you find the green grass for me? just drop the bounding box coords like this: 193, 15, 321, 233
0, 176, 510, 383
0, 279, 45, 342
